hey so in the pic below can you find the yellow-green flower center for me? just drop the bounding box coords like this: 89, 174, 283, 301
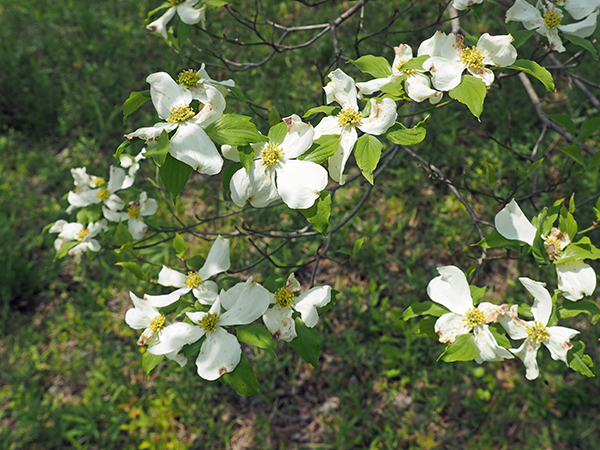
461, 47, 485, 69
97, 187, 110, 201
463, 307, 485, 328
184, 272, 203, 289
169, 0, 186, 6
92, 177, 105, 187
199, 312, 219, 333
166, 105, 195, 123
543, 228, 570, 260
178, 69, 202, 87
402, 69, 417, 76
128, 203, 141, 219
544, 11, 562, 30
149, 315, 166, 333
337, 108, 362, 127
260, 144, 283, 168
76, 228, 90, 241
274, 287, 295, 309
526, 320, 550, 344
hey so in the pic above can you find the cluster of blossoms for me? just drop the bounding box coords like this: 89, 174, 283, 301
125, 237, 332, 380
427, 265, 580, 380
49, 149, 157, 260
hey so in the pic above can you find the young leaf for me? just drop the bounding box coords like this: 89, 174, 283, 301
486, 163, 496, 188
470, 285, 487, 303
221, 354, 260, 396
449, 75, 487, 119
116, 261, 148, 281
159, 153, 193, 197
558, 301, 600, 319
398, 55, 429, 71
236, 323, 275, 352
303, 105, 340, 118
142, 351, 164, 376
204, 114, 267, 146
268, 107, 281, 127
177, 21, 191, 48
115, 222, 133, 246
439, 333, 479, 362
402, 301, 449, 320
560, 145, 585, 166
559, 205, 578, 238
563, 34, 598, 60
268, 121, 287, 146
289, 318, 320, 367
114, 139, 132, 161
417, 316, 438, 340
508, 59, 555, 92
527, 158, 544, 175
352, 237, 365, 258
354, 134, 382, 184
123, 90, 151, 123
297, 134, 340, 164
144, 130, 170, 166
237, 145, 255, 173
577, 117, 600, 142
299, 190, 331, 236
548, 114, 577, 140
55, 241, 78, 260
476, 230, 514, 249
510, 29, 537, 48
349, 55, 393, 78
222, 162, 242, 195
567, 341, 595, 377
173, 234, 186, 258
385, 120, 427, 145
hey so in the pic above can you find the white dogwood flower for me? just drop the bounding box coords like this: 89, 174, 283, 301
563, 0, 600, 20
67, 165, 128, 212
494, 199, 597, 300
314, 69, 397, 184
125, 72, 225, 174
427, 266, 514, 363
263, 274, 332, 342
506, 0, 599, 53
147, 1, 206, 40
125, 292, 187, 366
230, 115, 328, 209
49, 219, 108, 261
145, 236, 231, 307
147, 278, 271, 380
102, 192, 158, 240
423, 32, 517, 91
453, 0, 484, 10
119, 149, 146, 188
356, 44, 442, 104
177, 64, 235, 98
498, 277, 579, 380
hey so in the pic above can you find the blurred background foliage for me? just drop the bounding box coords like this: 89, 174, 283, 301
1, 0, 600, 448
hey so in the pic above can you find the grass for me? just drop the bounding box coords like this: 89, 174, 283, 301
1, 0, 600, 449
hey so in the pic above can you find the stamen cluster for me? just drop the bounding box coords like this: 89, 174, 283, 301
150, 315, 166, 333
337, 108, 362, 127
167, 105, 195, 123
96, 188, 110, 201
274, 287, 295, 309
178, 69, 202, 87
93, 177, 105, 187
260, 144, 283, 168
544, 11, 562, 29
461, 48, 485, 69
185, 272, 203, 289
128, 203, 141, 219
200, 313, 219, 333
76, 228, 90, 241
463, 307, 485, 328
526, 320, 550, 344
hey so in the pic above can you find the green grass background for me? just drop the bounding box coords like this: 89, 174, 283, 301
1, 0, 600, 448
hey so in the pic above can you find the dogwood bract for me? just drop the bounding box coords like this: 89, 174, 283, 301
314, 69, 397, 184
102, 192, 158, 240
145, 236, 231, 307
356, 44, 442, 104
506, 0, 599, 53
230, 115, 328, 209
67, 165, 128, 213
427, 265, 514, 363
494, 199, 597, 300
147, 278, 271, 380
423, 32, 517, 91
49, 219, 108, 261
498, 277, 579, 380
125, 72, 225, 174
147, 0, 206, 40
263, 274, 332, 342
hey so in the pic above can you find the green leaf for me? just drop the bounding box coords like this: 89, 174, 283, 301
563, 34, 598, 60
177, 21, 191, 48
439, 333, 480, 362
385, 120, 427, 145
221, 355, 260, 396
114, 139, 131, 161
289, 318, 320, 367
237, 145, 255, 173
567, 341, 595, 377
202, 0, 229, 9
115, 222, 133, 245
556, 239, 600, 263
449, 75, 487, 118
591, 151, 600, 171
559, 205, 578, 238
548, 114, 577, 140
268, 121, 287, 146
558, 300, 600, 319
236, 323, 275, 352
297, 134, 340, 164
486, 163, 496, 188
379, 78, 408, 99
299, 191, 331, 236
561, 145, 585, 166
55, 241, 78, 260
416, 316, 438, 340
577, 117, 600, 142
222, 162, 242, 195
123, 90, 151, 123
402, 301, 449, 320
142, 351, 164, 376
173, 234, 186, 258
227, 86, 246, 103
508, 59, 555, 92
476, 230, 515, 249
186, 255, 206, 271
470, 285, 487, 303
349, 55, 393, 78
352, 237, 364, 258
354, 134, 382, 184
144, 130, 170, 166
528, 158, 544, 175
159, 153, 193, 197
268, 107, 281, 127
145, 3, 170, 24
116, 261, 149, 281
303, 105, 340, 118
204, 114, 267, 146
510, 29, 537, 48
488, 323, 511, 349
76, 204, 102, 225
398, 55, 429, 71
